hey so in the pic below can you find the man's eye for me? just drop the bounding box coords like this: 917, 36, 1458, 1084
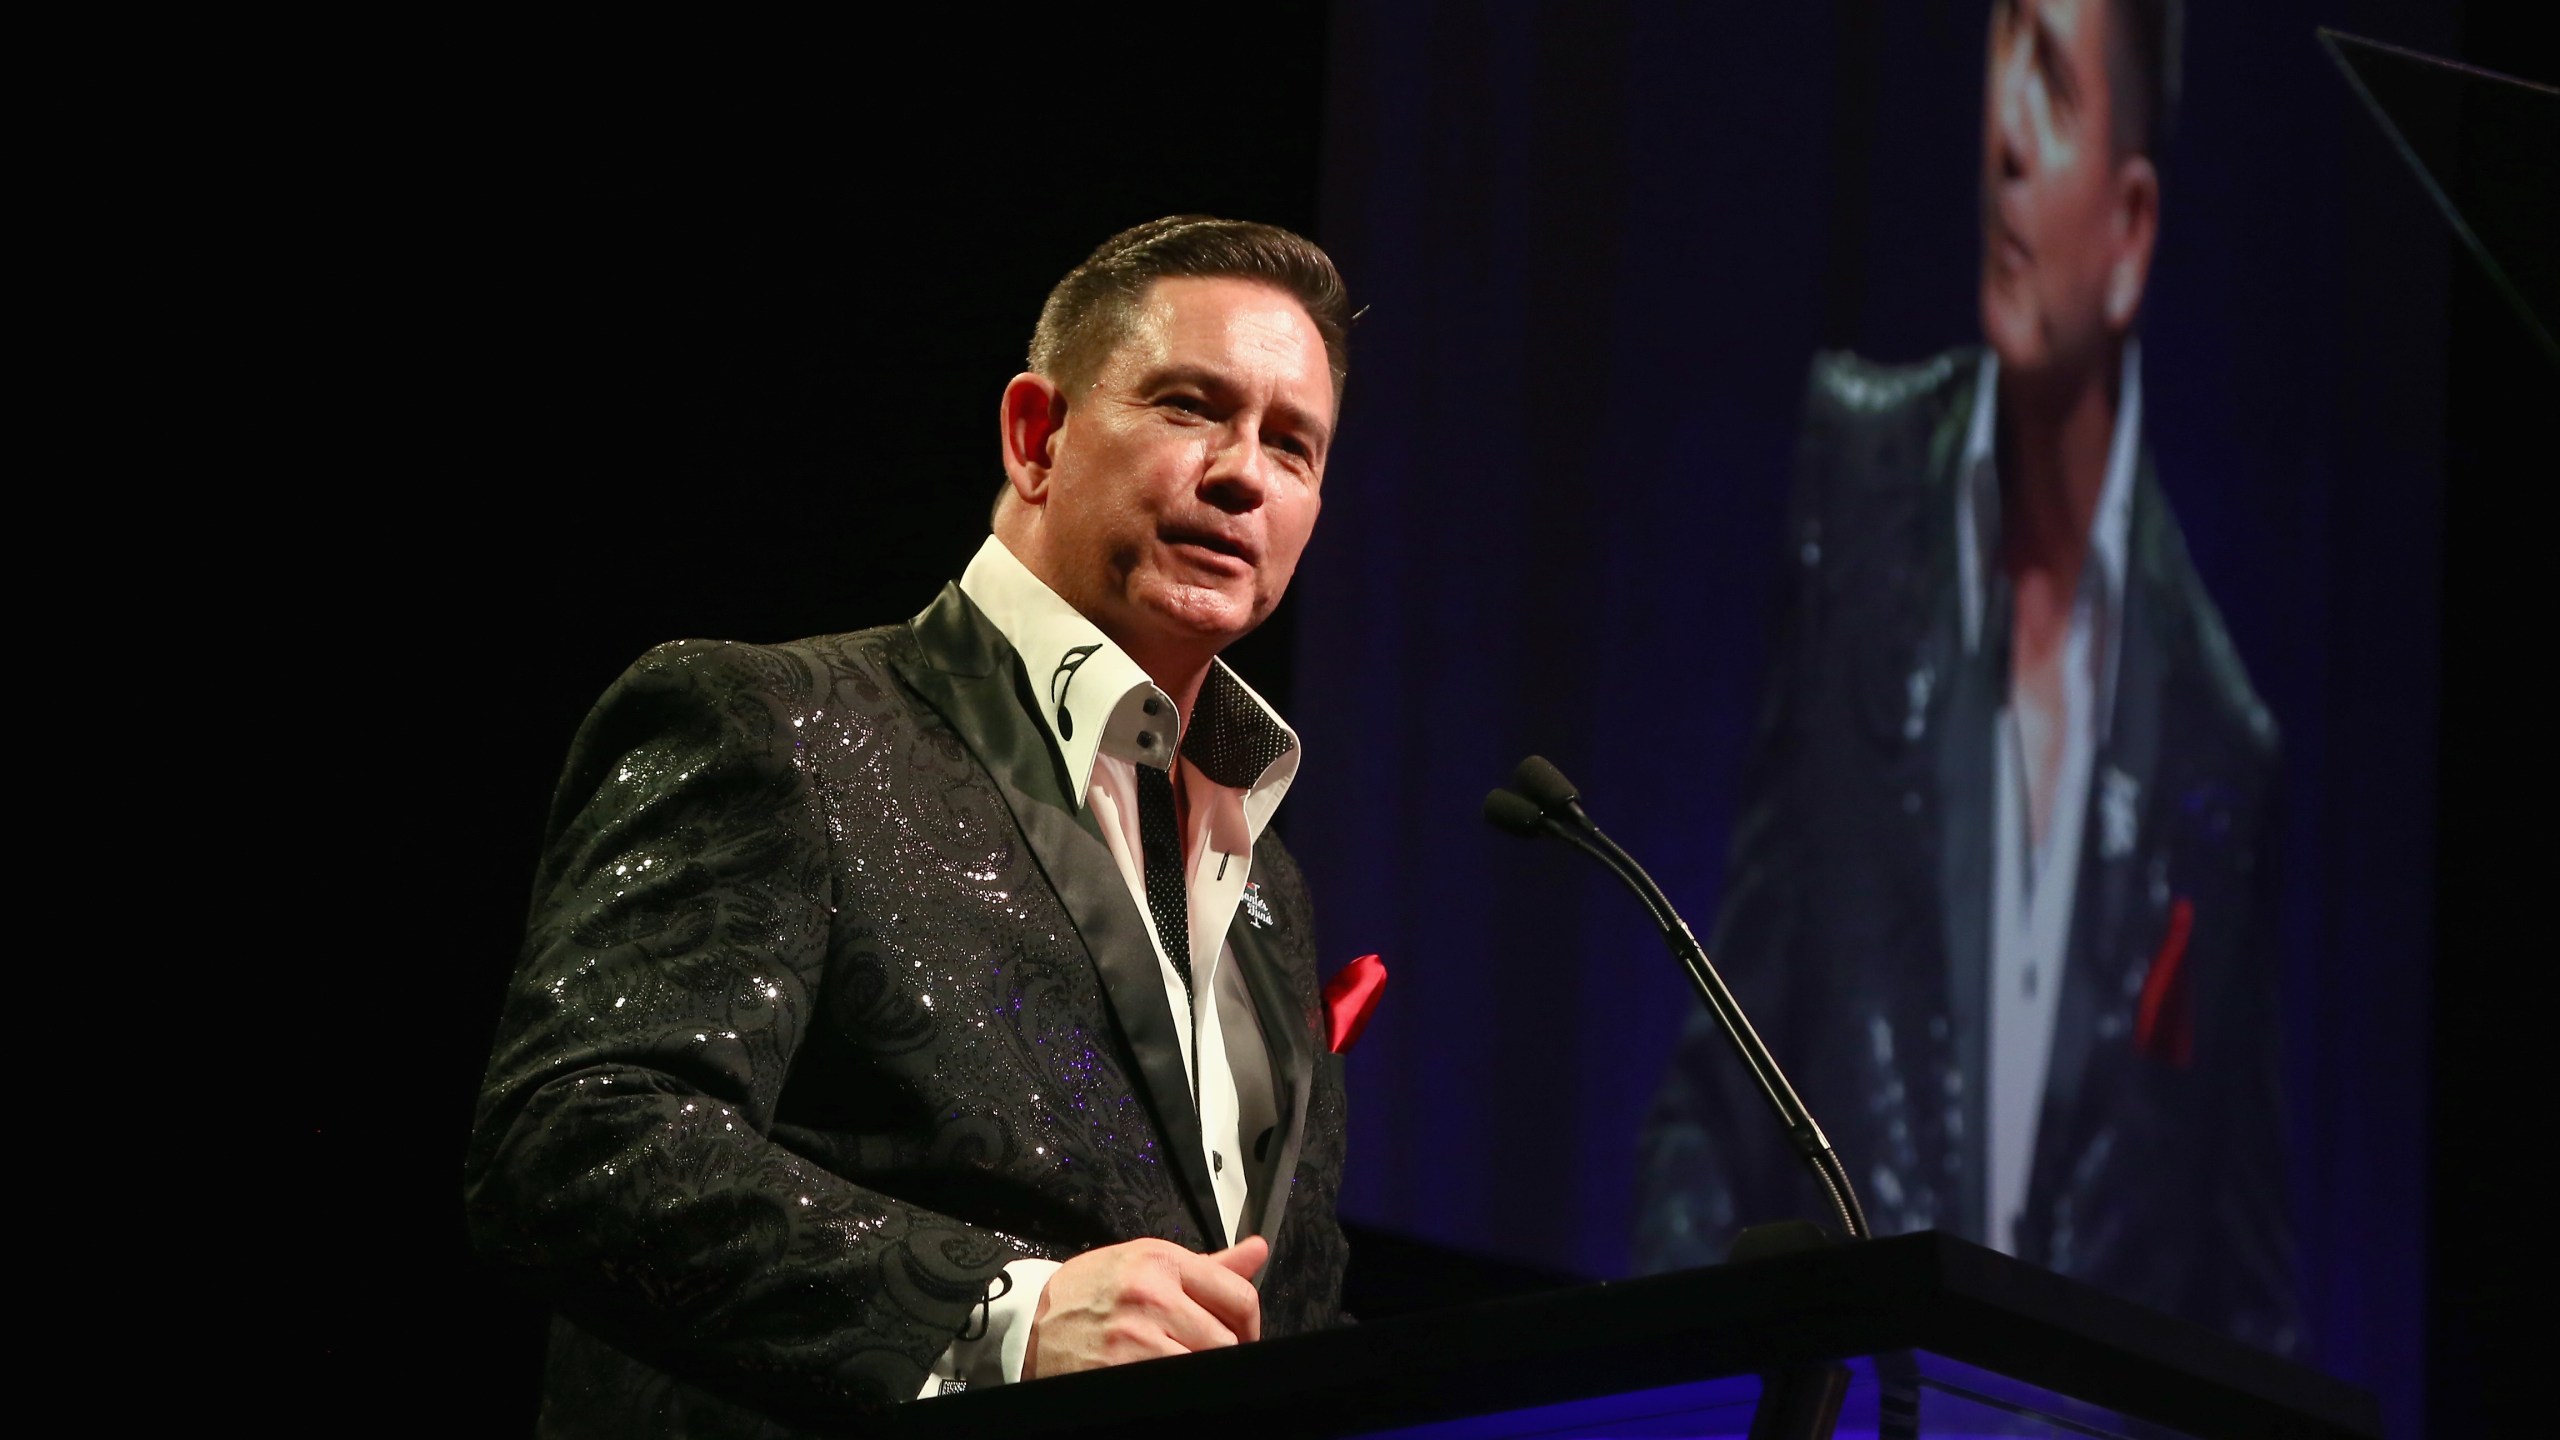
1159, 394, 1207, 414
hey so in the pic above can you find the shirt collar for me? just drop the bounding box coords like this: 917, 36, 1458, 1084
1955, 345, 2140, 648
958, 536, 1301, 826
1957, 344, 2142, 736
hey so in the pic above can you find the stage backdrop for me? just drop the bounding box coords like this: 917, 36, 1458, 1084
1288, 3, 2448, 1436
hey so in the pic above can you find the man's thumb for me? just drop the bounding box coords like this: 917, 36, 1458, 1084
1210, 1234, 1270, 1277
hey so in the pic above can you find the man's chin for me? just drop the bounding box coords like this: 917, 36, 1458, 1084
1129, 582, 1262, 654
1980, 287, 2043, 371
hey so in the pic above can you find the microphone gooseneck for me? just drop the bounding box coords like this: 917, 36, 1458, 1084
1488, 758, 1872, 1244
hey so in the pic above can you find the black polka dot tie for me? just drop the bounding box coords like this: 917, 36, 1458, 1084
1135, 761, 1192, 1005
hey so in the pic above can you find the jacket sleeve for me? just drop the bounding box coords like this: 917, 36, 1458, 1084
1630, 359, 1838, 1271
464, 640, 1022, 1421
2194, 755, 2305, 1355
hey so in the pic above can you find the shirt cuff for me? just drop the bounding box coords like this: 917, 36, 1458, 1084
915, 1258, 1065, 1399
994, 1258, 1064, 1383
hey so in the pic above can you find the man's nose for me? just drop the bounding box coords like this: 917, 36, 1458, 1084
1996, 112, 2027, 183
1199, 422, 1272, 513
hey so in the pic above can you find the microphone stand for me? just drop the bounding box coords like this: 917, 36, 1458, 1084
1487, 765, 1871, 1244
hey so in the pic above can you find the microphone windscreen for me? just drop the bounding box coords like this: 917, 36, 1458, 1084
1481, 788, 1548, 836
1512, 755, 1581, 813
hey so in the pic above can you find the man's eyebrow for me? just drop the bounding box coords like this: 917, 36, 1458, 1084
1271, 396, 1334, 453
1142, 364, 1241, 397
2031, 7, 2079, 111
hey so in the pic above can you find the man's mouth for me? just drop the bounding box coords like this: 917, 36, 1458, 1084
1163, 526, 1257, 569
1985, 202, 2031, 273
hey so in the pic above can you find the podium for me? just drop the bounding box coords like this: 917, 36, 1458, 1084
891, 1231, 2377, 1439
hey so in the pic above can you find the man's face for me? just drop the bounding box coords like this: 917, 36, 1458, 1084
1030, 276, 1334, 666
1978, 0, 2144, 381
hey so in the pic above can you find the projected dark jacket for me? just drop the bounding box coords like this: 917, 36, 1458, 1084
466, 585, 1348, 1436
1632, 349, 2300, 1355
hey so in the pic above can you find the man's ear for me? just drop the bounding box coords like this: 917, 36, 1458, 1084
999, 371, 1070, 506
2104, 153, 2160, 334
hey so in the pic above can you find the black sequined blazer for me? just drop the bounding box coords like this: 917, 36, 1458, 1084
466, 584, 1349, 1435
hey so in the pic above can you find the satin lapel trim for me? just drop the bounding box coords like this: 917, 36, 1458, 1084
1935, 625, 1998, 1246
1230, 907, 1313, 1272
892, 584, 1224, 1247
1930, 368, 1996, 1246
2031, 467, 2171, 1190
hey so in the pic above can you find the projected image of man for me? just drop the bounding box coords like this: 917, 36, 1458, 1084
1635, 0, 2297, 1353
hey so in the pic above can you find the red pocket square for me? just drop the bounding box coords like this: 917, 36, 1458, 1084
1323, 954, 1388, 1055
2134, 897, 2195, 1068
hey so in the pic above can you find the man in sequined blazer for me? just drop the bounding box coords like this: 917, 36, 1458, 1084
467, 217, 1355, 1434
1634, 0, 2298, 1353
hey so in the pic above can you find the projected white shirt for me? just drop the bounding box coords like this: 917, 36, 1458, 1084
1956, 346, 2141, 1257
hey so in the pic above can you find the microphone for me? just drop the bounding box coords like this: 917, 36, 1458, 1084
1509, 754, 1583, 819
1483, 757, 1871, 1243
1480, 788, 1547, 837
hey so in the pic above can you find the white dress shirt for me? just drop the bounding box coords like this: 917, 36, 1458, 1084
920, 535, 1302, 1396
1956, 347, 2141, 1256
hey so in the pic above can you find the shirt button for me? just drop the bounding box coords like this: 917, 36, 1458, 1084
1137, 730, 1159, 750
1212, 1151, 1224, 1174
1144, 697, 1164, 717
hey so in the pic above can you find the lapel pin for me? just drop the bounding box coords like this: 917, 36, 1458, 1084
2101, 765, 2141, 860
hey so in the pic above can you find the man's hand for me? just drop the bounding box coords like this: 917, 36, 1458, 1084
1021, 1234, 1268, 1379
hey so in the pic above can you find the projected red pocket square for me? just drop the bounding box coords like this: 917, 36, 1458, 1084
1323, 953, 1388, 1055
2134, 897, 2195, 1068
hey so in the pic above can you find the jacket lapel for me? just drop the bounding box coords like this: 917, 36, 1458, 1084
1228, 898, 1312, 1265
1929, 358, 1997, 1245
891, 584, 1225, 1247
1934, 608, 1999, 1244
2029, 463, 2172, 1200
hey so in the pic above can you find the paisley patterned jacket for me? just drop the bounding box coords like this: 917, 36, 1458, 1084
466, 584, 1349, 1436
1633, 349, 2299, 1355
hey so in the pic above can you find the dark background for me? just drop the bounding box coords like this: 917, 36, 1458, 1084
317, 5, 2539, 1433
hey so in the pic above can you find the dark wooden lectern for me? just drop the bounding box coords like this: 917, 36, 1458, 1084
890, 1231, 2377, 1439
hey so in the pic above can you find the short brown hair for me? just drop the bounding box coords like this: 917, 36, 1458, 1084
1028, 215, 1352, 401
2104, 0, 2181, 163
